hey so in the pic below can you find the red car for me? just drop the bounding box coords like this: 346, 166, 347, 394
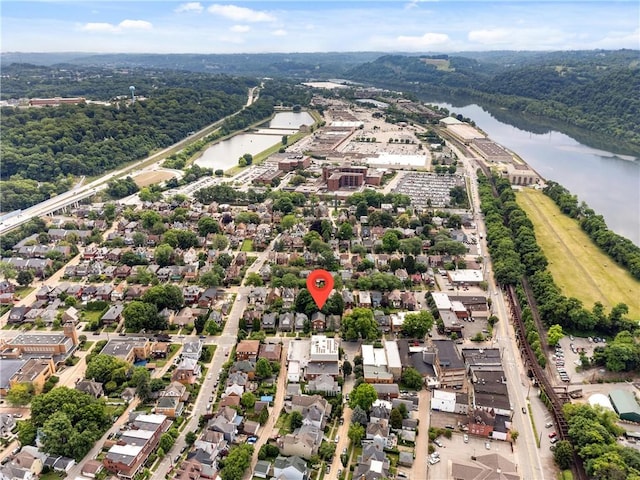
549, 432, 557, 439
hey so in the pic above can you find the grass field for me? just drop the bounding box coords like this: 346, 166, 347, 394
516, 189, 640, 319
133, 170, 176, 187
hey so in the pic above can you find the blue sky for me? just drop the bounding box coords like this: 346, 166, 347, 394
2, 1, 638, 53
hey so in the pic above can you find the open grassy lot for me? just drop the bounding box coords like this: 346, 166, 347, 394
133, 170, 176, 187
516, 189, 640, 319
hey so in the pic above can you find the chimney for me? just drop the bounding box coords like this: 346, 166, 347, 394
63, 322, 78, 345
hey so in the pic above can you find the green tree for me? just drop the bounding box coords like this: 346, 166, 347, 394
86, 354, 129, 384
154, 243, 174, 267
319, 441, 336, 461
402, 367, 424, 390
198, 217, 220, 236
17, 420, 37, 446
402, 311, 434, 338
390, 408, 404, 429
255, 358, 273, 379
7, 382, 35, 406
142, 284, 184, 311
349, 382, 377, 411
382, 230, 400, 253
130, 366, 151, 401
17, 269, 34, 286
348, 423, 365, 446
241, 392, 256, 409
341, 308, 380, 341
343, 360, 352, 377
123, 300, 163, 332
290, 410, 303, 430
159, 432, 175, 452
553, 440, 574, 469
510, 430, 519, 442
258, 407, 269, 425
547, 324, 564, 347
245, 273, 263, 287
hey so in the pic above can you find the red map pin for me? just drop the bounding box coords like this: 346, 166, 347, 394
306, 269, 334, 310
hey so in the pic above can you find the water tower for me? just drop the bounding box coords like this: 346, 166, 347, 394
129, 86, 136, 104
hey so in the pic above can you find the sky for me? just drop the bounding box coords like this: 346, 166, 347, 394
1, 1, 639, 54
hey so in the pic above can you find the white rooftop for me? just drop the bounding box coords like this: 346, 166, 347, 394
431, 292, 452, 310
134, 413, 167, 425
121, 429, 154, 440
448, 269, 484, 284
366, 153, 426, 167
384, 341, 402, 369
108, 444, 142, 457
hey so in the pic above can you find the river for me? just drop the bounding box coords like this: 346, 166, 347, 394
195, 111, 314, 171
431, 102, 640, 246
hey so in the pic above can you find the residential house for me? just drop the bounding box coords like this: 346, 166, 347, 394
101, 305, 124, 326
261, 312, 277, 332
272, 456, 308, 480
236, 340, 260, 361
182, 340, 203, 361
155, 381, 188, 418
172, 358, 201, 385
310, 312, 326, 332
277, 424, 323, 460
258, 343, 282, 362
208, 407, 242, 443
75, 380, 104, 399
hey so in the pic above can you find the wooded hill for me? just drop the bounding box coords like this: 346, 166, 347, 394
0, 64, 311, 210
345, 50, 640, 152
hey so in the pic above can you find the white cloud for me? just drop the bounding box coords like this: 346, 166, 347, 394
119, 20, 153, 31
175, 2, 204, 14
80, 19, 152, 34
230, 25, 250, 33
468, 28, 511, 45
272, 29, 287, 37
208, 4, 275, 22
81, 23, 119, 33
396, 32, 450, 48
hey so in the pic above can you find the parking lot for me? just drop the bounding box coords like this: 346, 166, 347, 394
393, 171, 464, 208
427, 426, 516, 479
553, 336, 595, 384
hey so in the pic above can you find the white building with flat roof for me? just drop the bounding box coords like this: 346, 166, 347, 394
384, 341, 402, 380
431, 389, 456, 412
447, 269, 484, 285
310, 335, 339, 362
431, 292, 452, 310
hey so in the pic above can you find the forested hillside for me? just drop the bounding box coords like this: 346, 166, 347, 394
346, 50, 640, 151
0, 65, 310, 211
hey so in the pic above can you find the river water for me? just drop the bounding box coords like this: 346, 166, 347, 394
195, 111, 314, 171
432, 103, 640, 246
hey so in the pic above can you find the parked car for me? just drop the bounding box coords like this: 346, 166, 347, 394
549, 432, 557, 439
522, 407, 527, 414
434, 439, 443, 447
485, 442, 491, 450
463, 434, 469, 443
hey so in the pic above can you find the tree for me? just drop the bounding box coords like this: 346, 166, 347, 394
123, 300, 164, 332
547, 324, 564, 347
349, 382, 377, 411
142, 284, 184, 311
382, 230, 400, 253
290, 410, 303, 430
402, 367, 424, 390
241, 392, 256, 409
348, 423, 365, 446
155, 243, 174, 267
16, 269, 34, 286
0, 261, 17, 280
220, 444, 253, 480
198, 217, 220, 236
17, 419, 37, 446
130, 366, 151, 401
245, 273, 263, 287
255, 358, 273, 379
553, 440, 574, 469
258, 406, 269, 425
86, 354, 129, 384
319, 441, 336, 461
402, 311, 434, 338
159, 432, 175, 452
342, 308, 380, 341
510, 429, 519, 442
343, 360, 353, 377
390, 408, 404, 429
7, 382, 35, 406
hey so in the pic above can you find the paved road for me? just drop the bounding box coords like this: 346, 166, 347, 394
458, 150, 546, 480
244, 340, 289, 479
412, 389, 431, 480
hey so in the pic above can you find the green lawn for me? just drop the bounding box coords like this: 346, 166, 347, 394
517, 189, 640, 319
82, 310, 104, 323
15, 286, 35, 299
240, 239, 254, 252
80, 341, 94, 351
